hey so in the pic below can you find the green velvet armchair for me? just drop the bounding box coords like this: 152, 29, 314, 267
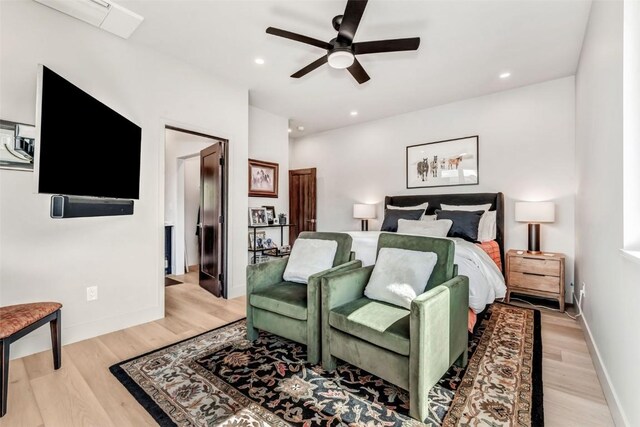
246, 232, 362, 364
320, 233, 469, 421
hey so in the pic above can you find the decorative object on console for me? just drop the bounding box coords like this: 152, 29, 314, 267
248, 231, 266, 250
248, 207, 268, 226
0, 119, 35, 171
278, 213, 287, 225
515, 201, 555, 254
353, 203, 376, 231
406, 136, 479, 189
248, 159, 278, 197
263, 206, 276, 224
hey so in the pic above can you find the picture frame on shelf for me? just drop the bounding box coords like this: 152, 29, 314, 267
249, 207, 268, 226
263, 206, 276, 224
248, 231, 266, 249
406, 135, 479, 189
248, 159, 279, 197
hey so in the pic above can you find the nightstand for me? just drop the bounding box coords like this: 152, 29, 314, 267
505, 249, 565, 312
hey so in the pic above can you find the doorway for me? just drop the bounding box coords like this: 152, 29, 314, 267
289, 168, 317, 245
164, 126, 228, 298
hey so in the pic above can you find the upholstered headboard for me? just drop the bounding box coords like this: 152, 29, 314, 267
384, 192, 505, 269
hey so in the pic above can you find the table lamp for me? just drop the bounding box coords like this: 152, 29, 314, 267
353, 203, 376, 231
515, 201, 555, 254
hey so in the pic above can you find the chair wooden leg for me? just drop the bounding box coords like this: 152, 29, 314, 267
1, 339, 9, 417
50, 310, 61, 370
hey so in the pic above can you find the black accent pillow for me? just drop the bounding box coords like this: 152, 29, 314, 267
381, 209, 424, 232
435, 209, 484, 242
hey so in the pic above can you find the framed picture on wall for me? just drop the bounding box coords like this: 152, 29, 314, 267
0, 119, 36, 171
248, 159, 279, 197
406, 135, 479, 189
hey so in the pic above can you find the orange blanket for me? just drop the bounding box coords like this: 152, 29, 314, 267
468, 240, 502, 331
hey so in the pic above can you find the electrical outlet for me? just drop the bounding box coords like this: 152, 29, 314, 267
86, 286, 98, 301
580, 281, 586, 299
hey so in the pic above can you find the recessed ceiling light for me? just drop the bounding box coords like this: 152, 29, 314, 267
297, 125, 305, 132
499, 72, 511, 79
350, 111, 358, 116
254, 58, 265, 65
288, 128, 292, 133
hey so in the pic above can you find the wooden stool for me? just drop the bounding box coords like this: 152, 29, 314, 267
0, 302, 62, 417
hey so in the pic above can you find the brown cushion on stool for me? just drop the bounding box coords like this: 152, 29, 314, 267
0, 302, 62, 339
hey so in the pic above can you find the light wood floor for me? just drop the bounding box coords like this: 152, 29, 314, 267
1, 273, 613, 426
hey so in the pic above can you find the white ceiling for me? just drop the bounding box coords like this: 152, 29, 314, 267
121, 0, 591, 136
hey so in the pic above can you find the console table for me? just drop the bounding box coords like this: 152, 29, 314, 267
248, 224, 296, 264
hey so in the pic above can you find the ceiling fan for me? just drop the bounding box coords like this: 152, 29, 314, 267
266, 0, 420, 84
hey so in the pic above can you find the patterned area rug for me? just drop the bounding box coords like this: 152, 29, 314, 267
110, 303, 543, 426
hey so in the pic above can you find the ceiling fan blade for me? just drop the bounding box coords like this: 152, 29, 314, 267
347, 58, 370, 84
337, 0, 368, 45
353, 37, 421, 55
291, 55, 328, 78
266, 27, 332, 50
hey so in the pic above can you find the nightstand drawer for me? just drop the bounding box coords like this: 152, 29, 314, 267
509, 271, 560, 293
509, 256, 560, 276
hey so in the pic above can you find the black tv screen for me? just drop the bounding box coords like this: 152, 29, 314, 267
37, 66, 142, 199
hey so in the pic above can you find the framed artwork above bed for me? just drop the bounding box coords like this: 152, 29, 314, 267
406, 135, 479, 189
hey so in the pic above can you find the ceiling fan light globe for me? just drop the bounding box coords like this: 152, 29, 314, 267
328, 50, 355, 69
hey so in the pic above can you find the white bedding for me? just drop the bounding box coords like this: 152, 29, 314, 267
346, 231, 506, 313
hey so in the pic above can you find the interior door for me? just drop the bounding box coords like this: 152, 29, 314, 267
289, 168, 317, 245
199, 143, 225, 297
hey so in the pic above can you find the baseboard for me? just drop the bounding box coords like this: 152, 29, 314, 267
579, 312, 629, 426
9, 305, 164, 360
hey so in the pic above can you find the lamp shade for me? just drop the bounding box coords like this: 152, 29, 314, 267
353, 203, 376, 219
515, 201, 555, 223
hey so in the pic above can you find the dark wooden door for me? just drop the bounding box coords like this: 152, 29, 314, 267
199, 143, 225, 297
289, 168, 317, 244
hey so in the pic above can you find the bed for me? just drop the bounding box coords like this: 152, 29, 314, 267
346, 192, 506, 315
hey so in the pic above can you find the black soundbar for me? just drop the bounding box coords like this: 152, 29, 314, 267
50, 195, 134, 218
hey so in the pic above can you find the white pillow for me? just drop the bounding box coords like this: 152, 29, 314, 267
421, 214, 437, 221
387, 202, 429, 219
440, 203, 496, 242
364, 247, 438, 309
440, 203, 491, 212
478, 211, 497, 242
397, 219, 453, 237
283, 239, 338, 284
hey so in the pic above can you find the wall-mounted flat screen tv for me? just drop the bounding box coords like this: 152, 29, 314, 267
36, 65, 142, 199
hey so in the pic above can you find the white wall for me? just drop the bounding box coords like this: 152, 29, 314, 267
575, 1, 640, 425
184, 156, 200, 268
623, 0, 640, 250
0, 0, 249, 359
164, 129, 214, 273
248, 107, 290, 254
291, 77, 576, 297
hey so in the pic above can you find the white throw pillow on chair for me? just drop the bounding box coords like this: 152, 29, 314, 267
364, 247, 438, 309
283, 238, 338, 284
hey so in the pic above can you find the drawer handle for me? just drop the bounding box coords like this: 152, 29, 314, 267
522, 257, 545, 261
522, 272, 547, 277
